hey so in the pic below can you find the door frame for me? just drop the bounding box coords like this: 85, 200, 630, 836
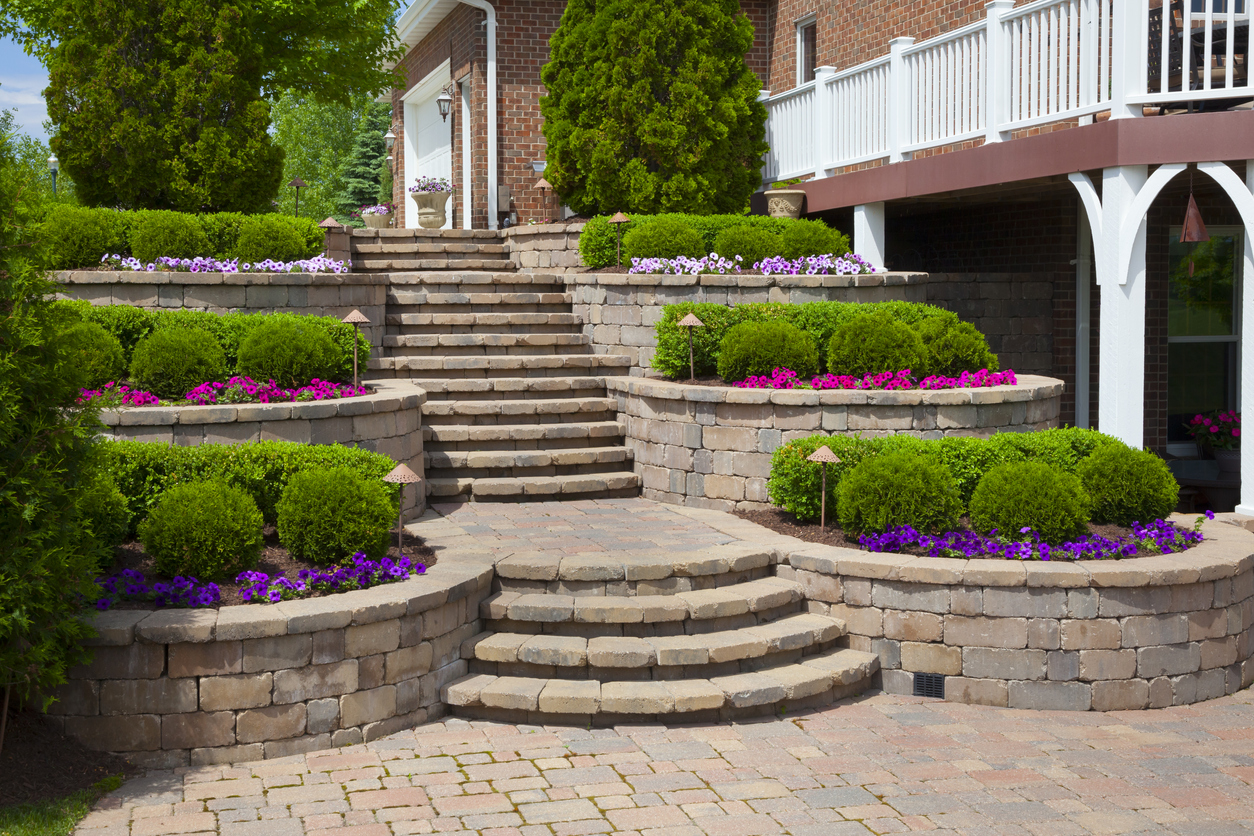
402, 60, 452, 229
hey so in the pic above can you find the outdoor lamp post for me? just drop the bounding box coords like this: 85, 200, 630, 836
47, 154, 58, 196
383, 463, 422, 555
289, 177, 307, 217
341, 309, 370, 388
535, 177, 552, 222
677, 313, 703, 381
609, 212, 630, 266
806, 445, 840, 531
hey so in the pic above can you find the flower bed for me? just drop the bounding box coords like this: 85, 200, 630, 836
102, 254, 346, 274
80, 377, 369, 408
628, 252, 873, 276
735, 367, 1018, 391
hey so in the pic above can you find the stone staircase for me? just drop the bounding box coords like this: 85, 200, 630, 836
351, 229, 512, 272
442, 543, 881, 724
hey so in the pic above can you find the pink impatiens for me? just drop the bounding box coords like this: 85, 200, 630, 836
733, 367, 1017, 391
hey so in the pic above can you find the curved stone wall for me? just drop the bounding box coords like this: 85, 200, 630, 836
47, 553, 491, 768
99, 380, 427, 517
781, 517, 1254, 710
607, 375, 1063, 513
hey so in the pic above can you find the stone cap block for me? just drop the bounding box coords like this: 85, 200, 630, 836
216, 605, 288, 641
136, 609, 217, 644
82, 611, 149, 647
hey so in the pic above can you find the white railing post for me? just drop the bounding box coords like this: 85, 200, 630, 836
984, 0, 1015, 143
1108, 0, 1143, 118
888, 37, 915, 163
812, 66, 837, 179
854, 202, 887, 271
759, 89, 773, 186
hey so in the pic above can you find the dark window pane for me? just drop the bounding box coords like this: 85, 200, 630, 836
801, 24, 817, 84
1167, 234, 1236, 337
1167, 341, 1234, 442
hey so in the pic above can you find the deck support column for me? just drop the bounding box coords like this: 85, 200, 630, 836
1097, 165, 1148, 448
854, 203, 886, 272
1237, 161, 1254, 515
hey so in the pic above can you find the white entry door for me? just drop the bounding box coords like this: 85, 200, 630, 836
403, 66, 453, 229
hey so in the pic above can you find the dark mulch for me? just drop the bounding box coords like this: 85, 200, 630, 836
735, 507, 1134, 559
102, 526, 437, 609
0, 709, 139, 807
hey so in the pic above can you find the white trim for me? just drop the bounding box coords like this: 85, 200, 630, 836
459, 76, 471, 230
796, 15, 817, 87
394, 0, 460, 53
402, 60, 454, 230
459, 0, 498, 228
402, 59, 451, 105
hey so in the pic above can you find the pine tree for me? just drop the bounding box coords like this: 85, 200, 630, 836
540, 0, 768, 215
335, 102, 391, 215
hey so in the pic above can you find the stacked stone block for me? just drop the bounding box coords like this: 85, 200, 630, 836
350, 229, 512, 273
503, 222, 586, 273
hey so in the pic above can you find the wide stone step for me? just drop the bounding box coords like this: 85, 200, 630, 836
426, 445, 632, 474
384, 332, 591, 357
351, 229, 502, 240
384, 271, 563, 287
426, 472, 640, 501
352, 242, 509, 256
493, 542, 774, 593
369, 354, 631, 379
354, 258, 516, 272
386, 312, 581, 335
442, 647, 881, 723
415, 376, 606, 401
423, 420, 626, 449
387, 291, 573, 308
422, 396, 617, 426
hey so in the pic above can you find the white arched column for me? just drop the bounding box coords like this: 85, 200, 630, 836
1235, 162, 1254, 515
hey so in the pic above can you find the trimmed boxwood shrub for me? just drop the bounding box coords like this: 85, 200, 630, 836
129, 328, 228, 398
235, 215, 309, 264
77, 472, 132, 550
717, 320, 819, 382
138, 481, 263, 579
916, 317, 999, 378
780, 219, 849, 259
827, 311, 927, 377
837, 451, 963, 534
130, 211, 211, 263
968, 462, 1091, 543
276, 468, 396, 563
40, 205, 131, 270
105, 440, 400, 530
236, 319, 340, 388
712, 225, 782, 267
60, 321, 126, 389
623, 217, 706, 261
1077, 444, 1179, 525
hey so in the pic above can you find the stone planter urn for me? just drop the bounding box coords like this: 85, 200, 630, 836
363, 212, 391, 229
1215, 448, 1241, 475
412, 191, 450, 229
765, 189, 806, 219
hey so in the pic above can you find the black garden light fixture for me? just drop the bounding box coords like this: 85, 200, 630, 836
609, 211, 630, 266
341, 309, 370, 388
383, 463, 422, 555
806, 445, 840, 531
289, 177, 307, 217
678, 313, 704, 381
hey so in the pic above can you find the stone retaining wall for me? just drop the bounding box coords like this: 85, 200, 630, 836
565, 272, 930, 372
607, 375, 1063, 513
503, 222, 585, 273
55, 271, 389, 349
782, 517, 1254, 710
47, 553, 493, 768
100, 380, 428, 518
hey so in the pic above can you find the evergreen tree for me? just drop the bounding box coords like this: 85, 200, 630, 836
540, 0, 768, 215
271, 91, 362, 221
335, 103, 391, 215
44, 0, 284, 212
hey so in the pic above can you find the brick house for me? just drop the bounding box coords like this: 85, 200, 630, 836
388, 0, 1254, 507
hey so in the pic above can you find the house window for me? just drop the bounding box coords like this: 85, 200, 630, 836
797, 18, 817, 85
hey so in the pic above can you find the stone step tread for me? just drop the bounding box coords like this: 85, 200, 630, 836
481, 577, 805, 624
387, 313, 580, 326
442, 648, 880, 714
354, 260, 516, 271
414, 376, 607, 396
383, 333, 590, 348
426, 446, 632, 470
423, 420, 625, 445
351, 229, 503, 240
383, 272, 564, 285
462, 612, 846, 668
494, 542, 773, 584
427, 472, 639, 499
423, 396, 616, 417
353, 243, 508, 255
370, 354, 632, 372
386, 292, 573, 306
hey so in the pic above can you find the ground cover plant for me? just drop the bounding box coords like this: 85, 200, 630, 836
735, 367, 1018, 391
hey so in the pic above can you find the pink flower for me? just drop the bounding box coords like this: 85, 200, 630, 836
1210, 426, 1219, 433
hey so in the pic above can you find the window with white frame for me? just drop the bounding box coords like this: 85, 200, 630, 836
797, 16, 817, 85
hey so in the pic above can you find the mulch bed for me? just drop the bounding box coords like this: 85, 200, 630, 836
0, 709, 139, 808
735, 507, 1134, 558
102, 526, 437, 609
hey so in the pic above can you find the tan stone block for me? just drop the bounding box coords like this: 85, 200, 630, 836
272, 660, 359, 704
1027, 619, 1061, 650
345, 620, 401, 657
830, 603, 883, 637
587, 637, 656, 667
385, 643, 433, 683
538, 680, 600, 714
479, 677, 545, 711
1060, 619, 1122, 650
944, 676, 1008, 707
1189, 609, 1228, 641
340, 685, 397, 727
162, 711, 235, 750
962, 647, 1046, 680
1078, 649, 1138, 681
99, 679, 197, 715
943, 616, 1027, 648
65, 715, 161, 752
1121, 614, 1189, 648
1200, 636, 1239, 669
1091, 679, 1150, 711
200, 673, 273, 711
242, 634, 312, 673
665, 680, 725, 712
900, 642, 962, 675
883, 611, 943, 642
601, 681, 675, 714
237, 703, 306, 743
168, 642, 242, 678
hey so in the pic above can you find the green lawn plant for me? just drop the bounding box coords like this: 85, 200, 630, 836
130, 211, 212, 263
712, 225, 782, 267
968, 462, 1091, 543
836, 451, 963, 534
826, 311, 927, 378
234, 214, 309, 264
59, 321, 125, 389
1077, 444, 1180, 525
236, 318, 340, 387
128, 328, 228, 399
622, 217, 706, 261
0, 774, 124, 836
138, 480, 264, 579
276, 467, 396, 563
717, 320, 819, 382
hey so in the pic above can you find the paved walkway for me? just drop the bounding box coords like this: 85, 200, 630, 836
75, 500, 1254, 835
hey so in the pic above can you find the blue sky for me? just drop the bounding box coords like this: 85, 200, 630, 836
0, 36, 49, 140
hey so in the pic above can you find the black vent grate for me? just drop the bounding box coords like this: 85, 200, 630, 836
913, 672, 945, 699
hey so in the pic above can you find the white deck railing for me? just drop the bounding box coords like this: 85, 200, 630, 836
762, 0, 1252, 183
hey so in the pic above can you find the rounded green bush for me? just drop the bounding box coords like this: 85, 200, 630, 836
138, 481, 263, 579
827, 311, 926, 377
837, 451, 963, 534
234, 215, 309, 264
623, 218, 706, 261
276, 468, 396, 563
78, 473, 132, 549
1076, 444, 1179, 525
130, 211, 211, 263
236, 319, 340, 388
40, 205, 130, 270
780, 219, 849, 259
712, 225, 782, 267
766, 434, 874, 522
717, 320, 819, 382
968, 462, 1091, 544
916, 317, 999, 378
129, 329, 227, 399
61, 321, 126, 389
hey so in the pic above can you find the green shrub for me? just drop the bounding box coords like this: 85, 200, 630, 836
138, 481, 263, 578
236, 319, 340, 387
837, 451, 963, 534
623, 217, 706, 261
130, 211, 211, 263
916, 317, 999, 378
276, 468, 396, 563
717, 320, 819, 382
77, 472, 131, 550
40, 205, 131, 270
827, 311, 927, 377
60, 321, 125, 389
712, 225, 782, 267
780, 219, 849, 259
292, 216, 325, 257
69, 303, 156, 364
198, 212, 248, 258
234, 215, 310, 264
580, 213, 825, 268
1077, 444, 1179, 525
968, 462, 1091, 543
105, 440, 400, 528
129, 328, 227, 399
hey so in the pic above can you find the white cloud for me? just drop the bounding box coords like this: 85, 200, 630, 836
0, 72, 49, 139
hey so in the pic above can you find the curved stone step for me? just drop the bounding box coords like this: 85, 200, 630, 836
442, 647, 881, 723
370, 354, 631, 379
422, 397, 617, 425
353, 242, 508, 256
416, 377, 607, 401
386, 312, 581, 334
493, 542, 773, 592
427, 472, 640, 500
426, 445, 632, 472
383, 271, 563, 286
423, 420, 625, 447
354, 258, 515, 272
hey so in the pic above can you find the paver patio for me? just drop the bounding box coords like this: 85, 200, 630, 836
74, 500, 1254, 835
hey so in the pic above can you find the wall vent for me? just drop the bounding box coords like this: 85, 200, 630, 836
913, 672, 945, 699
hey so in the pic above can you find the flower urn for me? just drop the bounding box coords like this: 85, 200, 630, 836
363, 212, 391, 229
764, 189, 806, 219
1214, 448, 1241, 476
412, 191, 450, 229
